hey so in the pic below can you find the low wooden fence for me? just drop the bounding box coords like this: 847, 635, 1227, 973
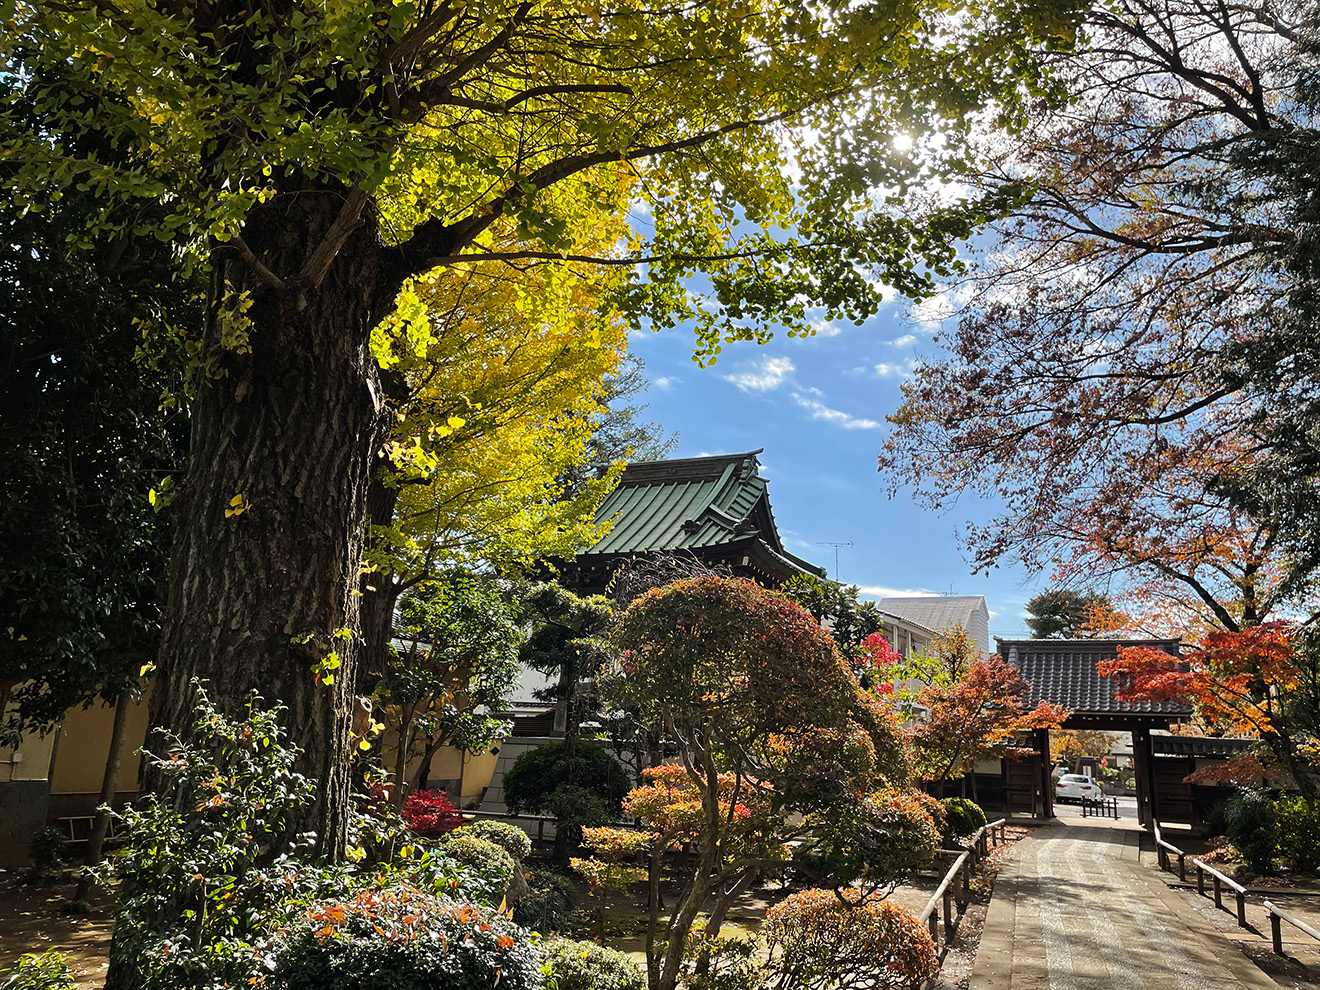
1152, 822, 1248, 928
1080, 796, 1119, 819
918, 818, 1008, 952
1153, 821, 1320, 957
1264, 900, 1320, 956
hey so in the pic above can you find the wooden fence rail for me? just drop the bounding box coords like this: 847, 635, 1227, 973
1264, 900, 1320, 956
1191, 857, 1248, 928
918, 818, 1008, 953
1152, 821, 1249, 929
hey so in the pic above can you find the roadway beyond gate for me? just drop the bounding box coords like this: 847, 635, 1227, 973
970, 818, 1278, 990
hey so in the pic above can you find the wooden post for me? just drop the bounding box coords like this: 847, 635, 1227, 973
1213, 874, 1223, 910
1236, 891, 1247, 928
929, 910, 940, 948
1271, 912, 1283, 955
1177, 854, 1186, 883
1197, 865, 1205, 896
959, 860, 971, 907
943, 888, 954, 938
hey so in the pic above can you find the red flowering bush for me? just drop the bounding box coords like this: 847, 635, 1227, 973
400, 789, 462, 838
761, 888, 938, 990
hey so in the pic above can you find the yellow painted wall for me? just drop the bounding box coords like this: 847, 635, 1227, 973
0, 728, 56, 783
30, 689, 498, 805
382, 728, 501, 806
49, 695, 151, 795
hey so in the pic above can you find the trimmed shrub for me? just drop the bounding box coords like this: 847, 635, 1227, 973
401, 789, 462, 839
1275, 796, 1320, 873
796, 789, 940, 889
26, 828, 69, 882
1, 951, 76, 990
1225, 789, 1277, 875
272, 887, 542, 990
455, 820, 532, 863
511, 866, 578, 933
940, 797, 988, 847
761, 888, 938, 990
502, 740, 630, 820
544, 939, 644, 990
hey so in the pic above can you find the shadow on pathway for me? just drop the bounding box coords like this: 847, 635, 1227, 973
970, 817, 1277, 990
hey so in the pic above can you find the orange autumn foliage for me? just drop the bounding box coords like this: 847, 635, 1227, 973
1100, 622, 1298, 738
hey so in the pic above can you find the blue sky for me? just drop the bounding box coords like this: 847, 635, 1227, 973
625, 293, 1047, 643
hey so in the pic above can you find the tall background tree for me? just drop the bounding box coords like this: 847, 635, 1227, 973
0, 66, 200, 892
878, 0, 1318, 635
1, 0, 1070, 852
1023, 589, 1116, 639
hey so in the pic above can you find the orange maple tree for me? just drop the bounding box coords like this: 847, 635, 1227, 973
1100, 623, 1320, 797
907, 657, 1069, 788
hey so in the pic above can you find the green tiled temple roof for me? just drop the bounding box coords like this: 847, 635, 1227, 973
581, 450, 823, 578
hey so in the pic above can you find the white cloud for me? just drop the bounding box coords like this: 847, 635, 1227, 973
988, 609, 1000, 619
809, 317, 842, 338
874, 360, 916, 379
887, 334, 917, 348
856, 586, 941, 600
653, 376, 676, 391
724, 355, 795, 392
909, 284, 974, 328
790, 392, 880, 430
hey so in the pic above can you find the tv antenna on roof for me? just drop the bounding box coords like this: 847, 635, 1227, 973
816, 541, 853, 581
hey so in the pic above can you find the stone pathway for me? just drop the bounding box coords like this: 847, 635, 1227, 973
971, 820, 1278, 989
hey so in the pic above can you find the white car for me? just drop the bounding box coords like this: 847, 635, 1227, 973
1056, 773, 1104, 803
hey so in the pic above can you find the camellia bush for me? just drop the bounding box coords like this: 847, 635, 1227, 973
761, 888, 938, 990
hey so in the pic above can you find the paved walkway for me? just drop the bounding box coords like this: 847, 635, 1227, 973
971, 819, 1278, 989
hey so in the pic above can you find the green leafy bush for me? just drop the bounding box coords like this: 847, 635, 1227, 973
1225, 789, 1277, 875
680, 936, 760, 990
1275, 796, 1320, 873
272, 887, 542, 990
435, 831, 517, 902
502, 740, 630, 829
1, 951, 76, 990
454, 820, 532, 863
796, 789, 940, 894
940, 797, 988, 846
106, 686, 350, 990
544, 939, 644, 990
26, 827, 69, 881
512, 867, 578, 933
761, 888, 938, 990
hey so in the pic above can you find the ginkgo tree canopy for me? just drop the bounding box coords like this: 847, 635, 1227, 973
0, 0, 1078, 854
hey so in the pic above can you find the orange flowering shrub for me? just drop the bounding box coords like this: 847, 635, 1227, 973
761, 887, 938, 990
271, 885, 541, 990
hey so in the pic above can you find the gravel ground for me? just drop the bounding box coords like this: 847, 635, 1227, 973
1157, 867, 1320, 990
928, 826, 1032, 990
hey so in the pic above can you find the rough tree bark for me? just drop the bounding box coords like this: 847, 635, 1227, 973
147, 190, 404, 859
